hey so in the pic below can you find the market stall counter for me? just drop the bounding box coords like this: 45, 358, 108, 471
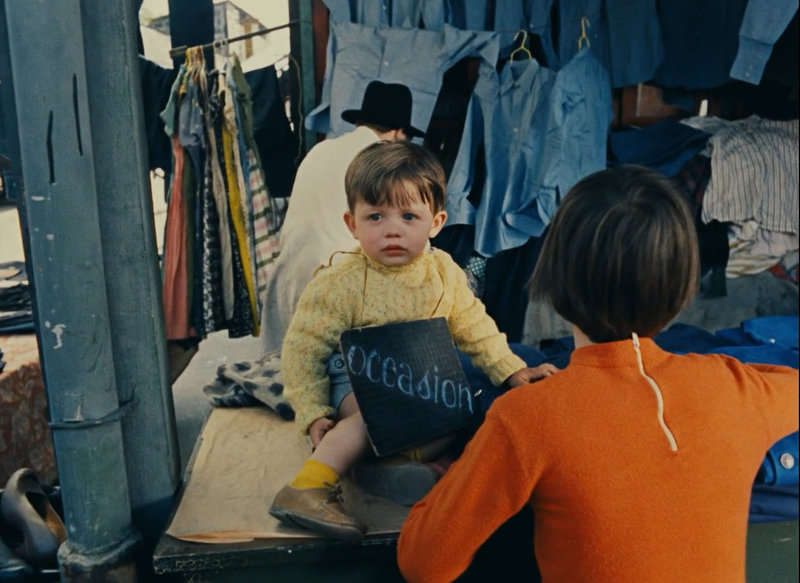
153, 407, 798, 582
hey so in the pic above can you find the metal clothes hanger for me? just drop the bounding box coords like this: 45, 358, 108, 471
578, 17, 591, 50
510, 30, 533, 63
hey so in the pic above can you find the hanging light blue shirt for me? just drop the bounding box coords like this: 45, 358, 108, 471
729, 0, 798, 85
555, 0, 663, 88
323, 0, 447, 29
492, 0, 560, 66
446, 50, 613, 257
305, 21, 500, 137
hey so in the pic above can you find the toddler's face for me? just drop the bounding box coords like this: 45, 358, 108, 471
344, 199, 446, 267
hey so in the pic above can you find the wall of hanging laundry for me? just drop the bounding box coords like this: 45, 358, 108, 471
305, 0, 798, 343
159, 47, 289, 341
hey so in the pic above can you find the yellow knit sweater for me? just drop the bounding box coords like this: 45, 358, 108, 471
281, 246, 526, 433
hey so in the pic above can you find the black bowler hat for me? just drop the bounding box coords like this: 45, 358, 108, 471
341, 80, 426, 138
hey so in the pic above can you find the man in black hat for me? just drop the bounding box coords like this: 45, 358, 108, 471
339, 80, 426, 141
260, 81, 425, 351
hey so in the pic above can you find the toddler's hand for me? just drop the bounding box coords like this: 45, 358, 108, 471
506, 363, 560, 387
309, 417, 336, 449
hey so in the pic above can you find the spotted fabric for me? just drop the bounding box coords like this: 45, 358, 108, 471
203, 350, 295, 420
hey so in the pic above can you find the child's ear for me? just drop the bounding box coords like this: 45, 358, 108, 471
344, 212, 358, 238
429, 210, 447, 238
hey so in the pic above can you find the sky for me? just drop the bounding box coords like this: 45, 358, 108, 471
139, 0, 289, 27
138, 0, 292, 70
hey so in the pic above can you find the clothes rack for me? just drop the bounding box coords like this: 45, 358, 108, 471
168, 20, 299, 59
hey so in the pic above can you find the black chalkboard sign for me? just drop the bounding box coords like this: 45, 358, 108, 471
339, 317, 477, 456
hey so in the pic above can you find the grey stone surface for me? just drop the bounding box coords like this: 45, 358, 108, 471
673, 271, 799, 332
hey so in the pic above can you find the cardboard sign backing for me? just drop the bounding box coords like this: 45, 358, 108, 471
339, 317, 477, 456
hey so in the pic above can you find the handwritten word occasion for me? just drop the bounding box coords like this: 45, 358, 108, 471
340, 318, 478, 455
344, 345, 475, 414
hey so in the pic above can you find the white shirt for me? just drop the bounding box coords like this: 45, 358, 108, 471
259, 126, 381, 351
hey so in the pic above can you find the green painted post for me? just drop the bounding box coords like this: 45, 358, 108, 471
79, 0, 182, 555
2, 0, 179, 578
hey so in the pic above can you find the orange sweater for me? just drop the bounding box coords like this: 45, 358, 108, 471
398, 337, 799, 583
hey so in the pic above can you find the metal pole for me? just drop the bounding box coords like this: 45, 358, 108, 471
0, 0, 22, 204
168, 20, 299, 60
79, 0, 182, 556
3, 0, 143, 579
289, 0, 318, 153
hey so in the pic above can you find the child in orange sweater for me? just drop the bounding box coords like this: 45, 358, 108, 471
397, 165, 799, 583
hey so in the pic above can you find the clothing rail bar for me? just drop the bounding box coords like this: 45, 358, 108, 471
169, 20, 299, 59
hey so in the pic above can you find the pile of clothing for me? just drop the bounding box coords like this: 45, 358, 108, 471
608, 116, 799, 297
0, 262, 32, 334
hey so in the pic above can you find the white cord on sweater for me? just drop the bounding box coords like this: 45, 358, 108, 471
632, 332, 678, 451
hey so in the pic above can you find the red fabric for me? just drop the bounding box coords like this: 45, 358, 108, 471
768, 262, 799, 285
162, 135, 192, 339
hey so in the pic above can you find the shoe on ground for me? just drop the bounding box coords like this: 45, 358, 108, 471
352, 457, 439, 506
1, 469, 66, 569
0, 494, 34, 579
269, 483, 366, 543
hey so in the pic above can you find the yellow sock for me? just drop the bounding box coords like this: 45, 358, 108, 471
290, 459, 339, 490
400, 447, 422, 463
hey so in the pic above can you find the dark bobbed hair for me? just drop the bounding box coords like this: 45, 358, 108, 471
528, 165, 700, 343
345, 141, 446, 214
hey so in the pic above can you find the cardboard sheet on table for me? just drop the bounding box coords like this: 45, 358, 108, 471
165, 407, 410, 544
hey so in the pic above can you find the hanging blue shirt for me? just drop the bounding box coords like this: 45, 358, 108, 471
446, 50, 612, 257
555, 0, 663, 88
729, 0, 798, 85
444, 0, 492, 31
654, 0, 749, 89
323, 0, 389, 27
306, 21, 500, 137
492, 0, 560, 66
323, 0, 446, 29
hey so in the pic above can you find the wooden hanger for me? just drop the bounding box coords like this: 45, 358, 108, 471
510, 30, 533, 63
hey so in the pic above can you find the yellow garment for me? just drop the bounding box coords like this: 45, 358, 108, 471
401, 447, 423, 463
290, 459, 340, 489
222, 119, 259, 334
282, 247, 526, 433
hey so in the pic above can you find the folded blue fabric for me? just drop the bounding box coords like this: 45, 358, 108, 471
461, 343, 550, 417
608, 119, 711, 177
715, 326, 757, 347
749, 483, 799, 523
654, 322, 734, 354
743, 315, 799, 351
757, 433, 799, 488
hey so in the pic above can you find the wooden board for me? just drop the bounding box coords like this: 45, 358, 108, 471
164, 407, 410, 544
